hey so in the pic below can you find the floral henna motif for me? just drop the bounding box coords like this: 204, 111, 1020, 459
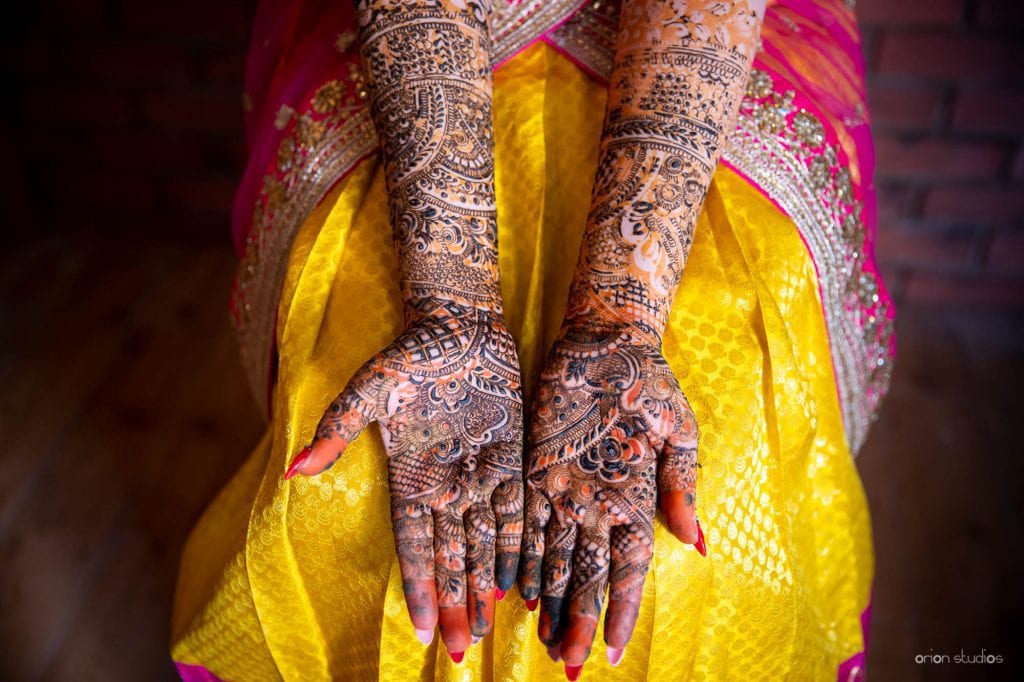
356, 0, 503, 311
302, 298, 523, 651
567, 0, 761, 335
286, 0, 523, 659
520, 0, 764, 672
520, 325, 698, 657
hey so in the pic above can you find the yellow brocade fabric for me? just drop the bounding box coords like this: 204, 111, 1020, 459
171, 43, 872, 681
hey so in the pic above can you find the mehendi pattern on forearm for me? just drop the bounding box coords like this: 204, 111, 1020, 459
566, 0, 760, 338
356, 0, 503, 311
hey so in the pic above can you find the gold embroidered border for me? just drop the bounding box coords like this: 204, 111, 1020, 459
232, 65, 377, 412
491, 0, 590, 64
724, 73, 894, 455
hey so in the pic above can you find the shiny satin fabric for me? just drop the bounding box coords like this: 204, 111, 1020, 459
172, 44, 872, 681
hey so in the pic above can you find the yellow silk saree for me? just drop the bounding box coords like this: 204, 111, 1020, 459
172, 2, 894, 680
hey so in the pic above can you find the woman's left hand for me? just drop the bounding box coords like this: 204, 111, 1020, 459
518, 322, 702, 672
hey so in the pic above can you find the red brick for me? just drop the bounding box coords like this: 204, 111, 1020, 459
924, 186, 1024, 222
874, 135, 1005, 181
987, 231, 1024, 271
198, 50, 246, 87
878, 264, 908, 303
17, 129, 87, 167
19, 88, 135, 127
119, 1, 249, 42
951, 90, 1024, 135
976, 0, 1024, 29
876, 32, 1023, 85
876, 224, 975, 267
857, 0, 962, 26
2, 39, 58, 79
71, 41, 193, 87
199, 136, 248, 175
51, 0, 108, 30
867, 81, 943, 130
875, 183, 920, 224
905, 271, 1024, 306
141, 91, 241, 133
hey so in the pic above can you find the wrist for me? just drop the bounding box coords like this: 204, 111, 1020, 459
402, 289, 504, 326
561, 286, 665, 347
393, 209, 504, 320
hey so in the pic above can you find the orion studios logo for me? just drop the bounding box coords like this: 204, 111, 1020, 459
914, 649, 1004, 665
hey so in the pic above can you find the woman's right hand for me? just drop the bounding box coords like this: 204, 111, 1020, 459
518, 322, 702, 675
285, 297, 524, 661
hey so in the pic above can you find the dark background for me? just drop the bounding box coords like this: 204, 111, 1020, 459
0, 0, 1022, 679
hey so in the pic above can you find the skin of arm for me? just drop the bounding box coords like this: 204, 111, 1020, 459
518, 0, 766, 673
285, 0, 523, 661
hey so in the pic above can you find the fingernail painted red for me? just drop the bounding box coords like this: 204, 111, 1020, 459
525, 598, 538, 611
495, 587, 506, 601
565, 663, 582, 681
695, 520, 707, 557
284, 446, 312, 480
449, 650, 464, 664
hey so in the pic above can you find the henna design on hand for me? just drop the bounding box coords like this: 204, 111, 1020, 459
287, 1, 523, 659
520, 0, 763, 671
298, 298, 523, 653
520, 324, 698, 662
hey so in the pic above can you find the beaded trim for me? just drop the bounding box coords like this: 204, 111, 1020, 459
727, 71, 894, 455
491, 0, 589, 65
231, 56, 377, 410
544, 0, 618, 77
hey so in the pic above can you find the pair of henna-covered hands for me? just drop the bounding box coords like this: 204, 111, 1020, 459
285, 0, 765, 676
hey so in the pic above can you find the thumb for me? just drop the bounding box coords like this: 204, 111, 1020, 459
284, 361, 383, 479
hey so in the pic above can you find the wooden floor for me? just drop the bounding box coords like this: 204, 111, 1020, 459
0, 234, 1020, 680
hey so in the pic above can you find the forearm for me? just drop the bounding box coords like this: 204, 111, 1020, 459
566, 0, 765, 339
356, 0, 502, 315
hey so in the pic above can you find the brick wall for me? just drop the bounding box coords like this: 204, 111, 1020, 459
1, 0, 1022, 305
860, 0, 1024, 307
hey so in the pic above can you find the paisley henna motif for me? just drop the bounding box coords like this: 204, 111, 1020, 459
521, 324, 698, 661
567, 0, 761, 336
304, 298, 523, 653
356, 0, 503, 310
289, 0, 523, 659
520, 0, 764, 671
